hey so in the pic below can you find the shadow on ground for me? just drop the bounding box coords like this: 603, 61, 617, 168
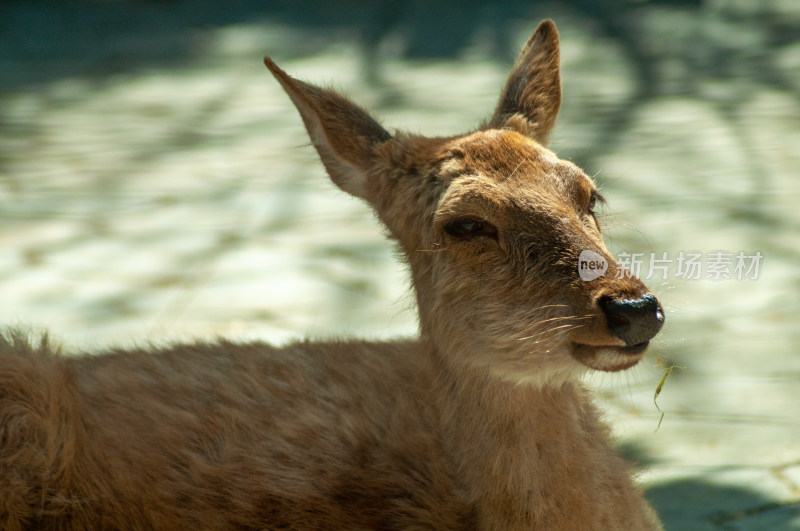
649, 478, 800, 530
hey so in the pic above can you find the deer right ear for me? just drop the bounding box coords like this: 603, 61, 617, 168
264, 58, 392, 200
487, 20, 562, 145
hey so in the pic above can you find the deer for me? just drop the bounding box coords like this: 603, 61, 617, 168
0, 20, 665, 530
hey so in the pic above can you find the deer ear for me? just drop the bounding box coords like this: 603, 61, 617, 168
264, 58, 391, 200
487, 20, 561, 145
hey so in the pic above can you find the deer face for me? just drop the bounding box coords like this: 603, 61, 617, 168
416, 128, 663, 384
265, 20, 663, 386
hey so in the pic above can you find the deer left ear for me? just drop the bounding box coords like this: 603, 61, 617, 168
487, 19, 562, 145
264, 58, 392, 200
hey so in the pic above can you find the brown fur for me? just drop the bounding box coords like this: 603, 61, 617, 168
1, 20, 663, 530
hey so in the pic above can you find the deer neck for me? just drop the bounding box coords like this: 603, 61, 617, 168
425, 336, 604, 521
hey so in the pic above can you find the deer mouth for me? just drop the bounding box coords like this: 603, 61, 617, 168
571, 342, 649, 372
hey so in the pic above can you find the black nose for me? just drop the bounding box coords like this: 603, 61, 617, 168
599, 293, 664, 346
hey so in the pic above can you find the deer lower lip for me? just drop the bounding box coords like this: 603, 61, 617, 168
572, 342, 649, 355
571, 342, 649, 372
619, 341, 649, 355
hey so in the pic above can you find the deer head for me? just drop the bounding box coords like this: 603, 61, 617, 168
265, 20, 664, 387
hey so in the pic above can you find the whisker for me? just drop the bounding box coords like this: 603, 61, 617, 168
528, 304, 570, 311
523, 332, 576, 347
415, 248, 450, 253
507, 159, 528, 180
517, 323, 580, 342
531, 315, 592, 325
522, 337, 570, 346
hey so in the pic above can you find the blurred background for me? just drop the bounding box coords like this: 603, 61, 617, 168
1, 1, 798, 528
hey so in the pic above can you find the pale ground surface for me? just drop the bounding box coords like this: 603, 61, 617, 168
1, 2, 799, 529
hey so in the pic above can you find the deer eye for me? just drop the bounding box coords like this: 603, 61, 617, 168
444, 217, 498, 239
587, 192, 597, 214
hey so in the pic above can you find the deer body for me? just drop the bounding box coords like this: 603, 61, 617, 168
1, 21, 664, 530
